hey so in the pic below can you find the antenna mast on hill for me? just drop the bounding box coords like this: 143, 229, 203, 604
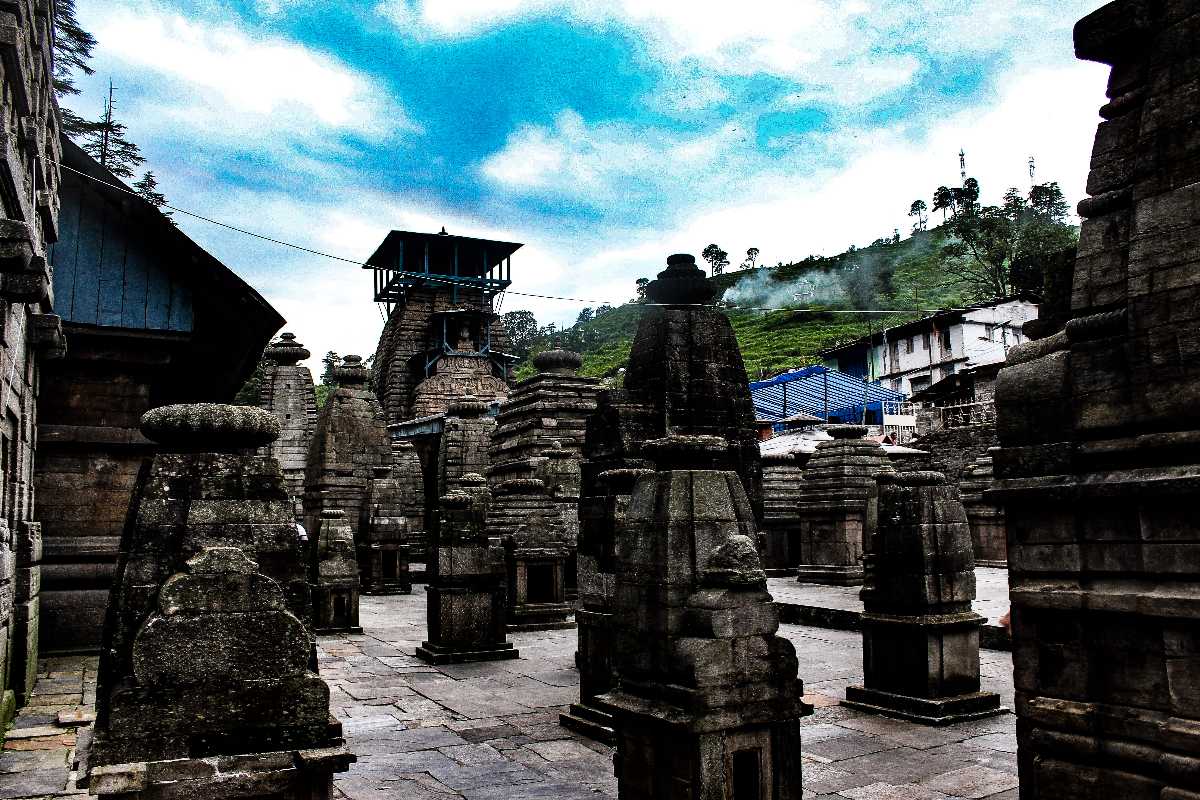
959, 149, 967, 184
1029, 156, 1037, 185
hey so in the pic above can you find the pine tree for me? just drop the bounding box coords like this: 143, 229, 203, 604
83, 83, 145, 180
133, 171, 173, 221
53, 0, 101, 138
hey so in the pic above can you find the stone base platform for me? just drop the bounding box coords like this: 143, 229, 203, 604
792, 564, 864, 586
559, 700, 616, 745
316, 625, 365, 635
85, 745, 355, 799
415, 640, 521, 665
842, 685, 1006, 727
507, 620, 576, 632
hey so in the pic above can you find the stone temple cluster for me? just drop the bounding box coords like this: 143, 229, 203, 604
0, 1, 1192, 798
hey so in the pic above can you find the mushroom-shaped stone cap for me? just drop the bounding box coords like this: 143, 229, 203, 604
331, 355, 369, 386
646, 253, 718, 306
264, 332, 311, 365
878, 470, 947, 487
598, 467, 656, 493
460, 472, 487, 486
140, 403, 281, 451
643, 434, 731, 471
533, 347, 583, 376
826, 424, 869, 440
320, 508, 348, 519
493, 477, 547, 496
448, 396, 488, 417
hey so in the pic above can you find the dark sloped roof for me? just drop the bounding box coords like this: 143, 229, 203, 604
750, 365, 905, 421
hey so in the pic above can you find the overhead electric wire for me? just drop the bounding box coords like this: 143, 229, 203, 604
52, 159, 975, 317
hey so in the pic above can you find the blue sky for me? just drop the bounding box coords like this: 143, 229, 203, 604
72, 0, 1112, 366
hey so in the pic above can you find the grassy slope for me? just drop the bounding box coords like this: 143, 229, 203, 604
518, 227, 980, 381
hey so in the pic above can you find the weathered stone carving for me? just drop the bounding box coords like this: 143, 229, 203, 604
311, 509, 362, 634
958, 450, 1006, 567
303, 355, 390, 554
85, 403, 351, 799
990, 2, 1200, 795
794, 425, 892, 585
600, 435, 805, 799
258, 332, 318, 518
844, 471, 1002, 725
416, 474, 518, 665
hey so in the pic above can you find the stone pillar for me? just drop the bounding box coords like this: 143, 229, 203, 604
311, 509, 362, 634
416, 474, 518, 664
958, 450, 1006, 567
84, 403, 352, 799
761, 452, 806, 574
844, 471, 1002, 725
258, 332, 318, 519
794, 425, 892, 586
437, 397, 496, 497
601, 435, 805, 800
990, 3, 1200, 795
303, 355, 390, 547
359, 466, 413, 595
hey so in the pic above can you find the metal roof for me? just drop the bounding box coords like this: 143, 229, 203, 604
749, 365, 905, 422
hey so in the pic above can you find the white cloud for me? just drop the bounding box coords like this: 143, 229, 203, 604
78, 2, 413, 142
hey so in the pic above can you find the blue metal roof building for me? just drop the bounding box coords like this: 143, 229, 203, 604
750, 365, 906, 425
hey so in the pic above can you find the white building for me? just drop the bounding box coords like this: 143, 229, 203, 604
819, 297, 1039, 397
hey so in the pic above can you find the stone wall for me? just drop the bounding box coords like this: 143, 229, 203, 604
907, 423, 997, 485
992, 2, 1200, 795
0, 0, 61, 726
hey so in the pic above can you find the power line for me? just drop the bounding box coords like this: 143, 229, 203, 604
52, 158, 977, 317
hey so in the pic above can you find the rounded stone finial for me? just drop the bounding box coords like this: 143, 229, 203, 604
879, 470, 948, 487
320, 508, 347, 519
448, 396, 488, 417
826, 424, 869, 440
493, 477, 547, 496
532, 346, 583, 376
646, 253, 718, 306
331, 355, 369, 386
140, 403, 281, 451
459, 473, 487, 487
264, 332, 311, 366
440, 493, 472, 509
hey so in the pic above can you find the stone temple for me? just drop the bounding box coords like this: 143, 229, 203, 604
3, 3, 1200, 800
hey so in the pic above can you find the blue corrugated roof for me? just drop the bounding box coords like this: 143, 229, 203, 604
750, 365, 904, 422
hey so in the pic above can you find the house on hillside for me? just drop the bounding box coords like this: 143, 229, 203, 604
818, 296, 1038, 396
35, 139, 284, 653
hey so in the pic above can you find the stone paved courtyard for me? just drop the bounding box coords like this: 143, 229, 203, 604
0, 584, 1018, 799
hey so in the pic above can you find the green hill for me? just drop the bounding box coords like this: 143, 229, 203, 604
515, 228, 979, 381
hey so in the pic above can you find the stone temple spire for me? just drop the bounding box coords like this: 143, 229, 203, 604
258, 332, 318, 519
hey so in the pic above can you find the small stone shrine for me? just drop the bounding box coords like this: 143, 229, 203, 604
991, 1, 1200, 795
844, 471, 1002, 725
601, 435, 805, 800
416, 474, 518, 664
958, 450, 1006, 567
391, 440, 428, 577
258, 332, 318, 518
794, 425, 892, 585
84, 403, 352, 800
311, 509, 362, 634
359, 466, 413, 594
486, 344, 599, 629
303, 355, 391, 544
760, 452, 807, 573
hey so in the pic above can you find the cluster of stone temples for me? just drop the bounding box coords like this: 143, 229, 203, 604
0, 0, 1192, 798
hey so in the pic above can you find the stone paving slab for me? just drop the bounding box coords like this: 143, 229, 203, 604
769, 567, 1012, 649
0, 583, 1017, 800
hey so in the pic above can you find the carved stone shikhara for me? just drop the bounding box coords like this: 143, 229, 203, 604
258, 332, 318, 518
990, 2, 1200, 795
793, 425, 893, 586
844, 471, 1003, 725
85, 404, 352, 800
311, 509, 362, 634
600, 435, 805, 799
